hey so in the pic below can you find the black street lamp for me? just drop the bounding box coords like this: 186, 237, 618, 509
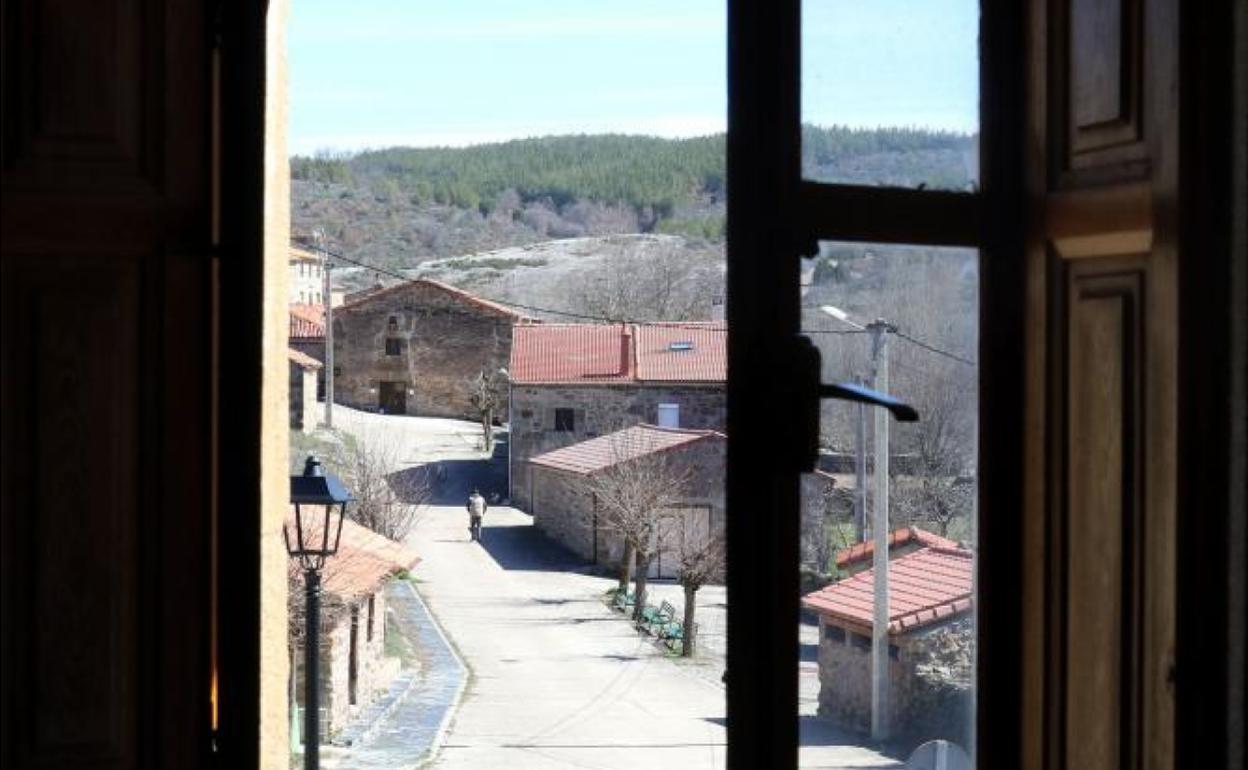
285, 456, 353, 770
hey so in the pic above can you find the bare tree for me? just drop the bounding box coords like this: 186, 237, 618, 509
335, 438, 431, 541
671, 512, 725, 657
577, 437, 690, 622
466, 369, 506, 453
561, 239, 723, 321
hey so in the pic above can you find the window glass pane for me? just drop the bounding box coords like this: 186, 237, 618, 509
802, 0, 980, 189
287, 2, 728, 766
799, 242, 977, 766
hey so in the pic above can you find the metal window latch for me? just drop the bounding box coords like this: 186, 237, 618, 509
788, 335, 919, 473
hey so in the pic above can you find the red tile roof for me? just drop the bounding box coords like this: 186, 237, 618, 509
528, 423, 725, 475
802, 540, 974, 635
290, 245, 321, 264
834, 526, 961, 570
510, 322, 726, 385
286, 514, 421, 600
634, 322, 727, 382
338, 277, 532, 320
289, 304, 325, 339
287, 348, 323, 370
510, 324, 634, 384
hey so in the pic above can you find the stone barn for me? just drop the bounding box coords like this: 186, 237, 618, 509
527, 423, 726, 579
332, 279, 533, 420
801, 527, 974, 747
508, 322, 726, 509
289, 517, 421, 743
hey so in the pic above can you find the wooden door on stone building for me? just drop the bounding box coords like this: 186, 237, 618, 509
379, 381, 407, 414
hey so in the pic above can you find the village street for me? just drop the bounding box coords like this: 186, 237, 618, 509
329, 406, 901, 769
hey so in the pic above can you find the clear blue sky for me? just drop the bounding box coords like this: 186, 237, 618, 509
288, 0, 978, 155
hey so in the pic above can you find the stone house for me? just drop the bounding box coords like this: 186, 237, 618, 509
333, 279, 532, 420
801, 527, 974, 746
527, 423, 726, 579
508, 322, 726, 509
288, 348, 322, 432
289, 517, 421, 742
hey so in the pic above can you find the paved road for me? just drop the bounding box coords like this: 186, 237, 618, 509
329, 407, 901, 769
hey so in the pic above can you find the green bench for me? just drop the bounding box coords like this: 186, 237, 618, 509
659, 618, 697, 652
638, 600, 676, 632
610, 589, 635, 612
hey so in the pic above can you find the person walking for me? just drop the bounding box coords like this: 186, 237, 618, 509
467, 488, 487, 543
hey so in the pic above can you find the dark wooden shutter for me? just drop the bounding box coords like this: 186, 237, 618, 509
2, 0, 215, 766
1022, 0, 1179, 766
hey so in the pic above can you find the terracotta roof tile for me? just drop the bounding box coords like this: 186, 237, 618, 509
290, 245, 321, 264
288, 348, 323, 370
285, 514, 420, 600
834, 526, 961, 570
528, 423, 725, 475
510, 324, 634, 384
338, 277, 532, 320
510, 322, 726, 385
634, 322, 726, 382
289, 304, 325, 339
802, 540, 974, 635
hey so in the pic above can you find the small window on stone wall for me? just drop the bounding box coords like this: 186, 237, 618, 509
387, 315, 398, 332
850, 632, 871, 652
554, 408, 575, 432
385, 338, 402, 356
824, 624, 846, 644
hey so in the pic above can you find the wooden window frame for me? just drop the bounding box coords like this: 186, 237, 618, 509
724, 2, 1025, 767
208, 3, 1244, 769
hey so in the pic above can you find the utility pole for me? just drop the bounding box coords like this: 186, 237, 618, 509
867, 318, 892, 741
854, 373, 868, 542
316, 230, 334, 429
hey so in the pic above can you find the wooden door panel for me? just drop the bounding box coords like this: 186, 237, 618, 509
3, 256, 142, 767
1026, 0, 1177, 767
1061, 263, 1145, 770
1050, 0, 1148, 185
1, 0, 212, 766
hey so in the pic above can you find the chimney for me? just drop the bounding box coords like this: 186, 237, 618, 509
711, 296, 725, 322
620, 325, 633, 377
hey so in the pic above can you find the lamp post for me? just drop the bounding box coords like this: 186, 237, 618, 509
285, 456, 353, 770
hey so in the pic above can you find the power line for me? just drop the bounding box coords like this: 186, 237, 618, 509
312, 244, 727, 328
308, 245, 969, 361
893, 330, 976, 367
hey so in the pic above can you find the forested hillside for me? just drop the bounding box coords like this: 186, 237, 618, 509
290, 127, 976, 275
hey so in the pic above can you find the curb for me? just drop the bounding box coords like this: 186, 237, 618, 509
402, 580, 469, 767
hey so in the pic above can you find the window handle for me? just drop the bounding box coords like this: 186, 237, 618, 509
818, 381, 919, 422
787, 335, 919, 473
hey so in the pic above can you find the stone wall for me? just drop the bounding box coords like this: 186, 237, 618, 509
290, 337, 326, 398
289, 362, 318, 432
333, 282, 517, 420
510, 383, 725, 508
300, 588, 397, 739
529, 437, 725, 579
815, 615, 973, 746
